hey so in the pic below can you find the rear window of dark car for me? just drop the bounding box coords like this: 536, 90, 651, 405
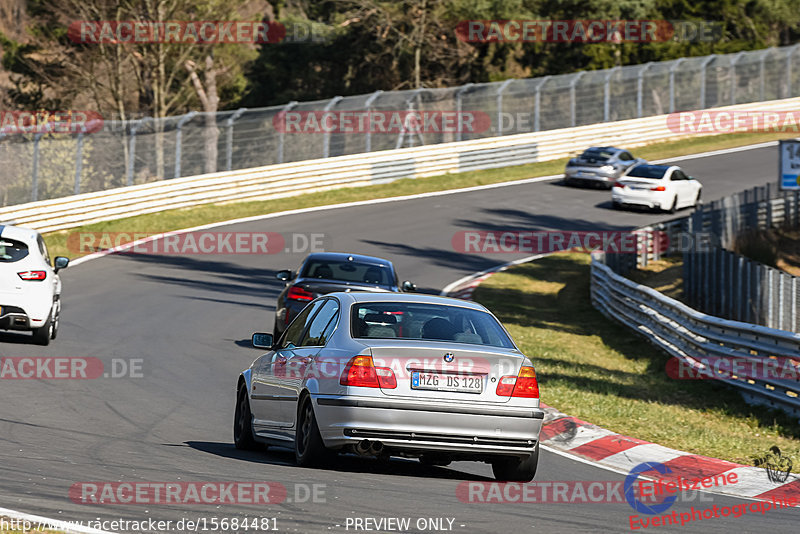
302, 260, 395, 285
581, 148, 615, 161
626, 165, 668, 179
351, 302, 515, 348
0, 238, 30, 263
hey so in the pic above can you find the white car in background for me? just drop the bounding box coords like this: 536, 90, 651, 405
612, 164, 702, 213
0, 225, 69, 345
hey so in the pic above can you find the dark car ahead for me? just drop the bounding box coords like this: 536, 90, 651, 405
272, 252, 416, 337
564, 146, 646, 189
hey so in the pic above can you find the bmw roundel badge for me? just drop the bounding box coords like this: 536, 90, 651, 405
443, 353, 454, 363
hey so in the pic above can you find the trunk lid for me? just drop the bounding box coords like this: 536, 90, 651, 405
365, 340, 526, 404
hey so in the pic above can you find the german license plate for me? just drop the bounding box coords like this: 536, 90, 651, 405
411, 372, 482, 393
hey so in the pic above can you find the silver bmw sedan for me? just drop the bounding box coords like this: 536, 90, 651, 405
234, 292, 544, 481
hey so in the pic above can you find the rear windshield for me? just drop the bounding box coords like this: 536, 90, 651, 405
627, 165, 667, 179
351, 302, 515, 349
302, 260, 395, 285
581, 148, 615, 161
0, 238, 29, 263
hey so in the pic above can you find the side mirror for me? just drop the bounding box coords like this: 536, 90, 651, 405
276, 270, 293, 281
252, 332, 274, 349
402, 280, 416, 292
54, 256, 69, 273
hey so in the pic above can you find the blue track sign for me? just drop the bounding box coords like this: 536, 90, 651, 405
779, 139, 800, 190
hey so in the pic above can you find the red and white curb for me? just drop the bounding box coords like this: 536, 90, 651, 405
442, 256, 800, 504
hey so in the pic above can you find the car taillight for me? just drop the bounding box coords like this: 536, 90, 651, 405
287, 286, 313, 301
340, 355, 397, 389
18, 271, 46, 281
496, 366, 539, 398
613, 182, 625, 188
650, 185, 666, 191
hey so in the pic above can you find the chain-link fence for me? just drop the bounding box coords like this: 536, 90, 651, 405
2, 44, 800, 207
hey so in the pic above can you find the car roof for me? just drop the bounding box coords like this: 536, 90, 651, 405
0, 224, 39, 244
584, 146, 623, 153
330, 291, 490, 312
302, 252, 395, 267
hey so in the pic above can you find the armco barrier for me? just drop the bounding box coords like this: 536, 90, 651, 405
591, 256, 800, 418
2, 97, 800, 233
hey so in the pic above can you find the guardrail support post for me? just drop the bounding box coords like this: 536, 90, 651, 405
277, 101, 298, 164
496, 79, 515, 136
224, 108, 247, 171
533, 76, 550, 132
323, 96, 343, 158
668, 58, 685, 113
364, 90, 384, 149
569, 72, 586, 127
174, 111, 197, 179
637, 63, 653, 118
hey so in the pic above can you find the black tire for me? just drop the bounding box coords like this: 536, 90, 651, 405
50, 304, 59, 340
612, 201, 622, 210
491, 442, 539, 482
667, 196, 678, 214
234, 383, 258, 450
563, 177, 574, 187
31, 311, 53, 346
295, 396, 332, 467
694, 189, 702, 207
420, 454, 451, 467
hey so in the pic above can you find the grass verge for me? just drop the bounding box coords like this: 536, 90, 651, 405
473, 253, 800, 466
42, 130, 795, 260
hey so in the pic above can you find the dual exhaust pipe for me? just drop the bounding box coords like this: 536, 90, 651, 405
354, 439, 384, 456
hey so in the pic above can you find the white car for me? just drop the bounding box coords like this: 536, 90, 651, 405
0, 225, 69, 345
612, 164, 702, 213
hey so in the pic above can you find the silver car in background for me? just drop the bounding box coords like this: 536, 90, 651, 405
235, 292, 544, 481
564, 146, 645, 188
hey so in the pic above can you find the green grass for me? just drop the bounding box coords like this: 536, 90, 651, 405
473, 254, 800, 466
43, 129, 795, 259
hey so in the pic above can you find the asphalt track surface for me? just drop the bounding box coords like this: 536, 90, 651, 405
1, 144, 797, 533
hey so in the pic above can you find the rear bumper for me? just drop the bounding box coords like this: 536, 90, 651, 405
314, 395, 543, 457
0, 305, 32, 330
612, 189, 670, 209
565, 168, 617, 184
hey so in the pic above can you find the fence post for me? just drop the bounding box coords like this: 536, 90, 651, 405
31, 130, 45, 202
224, 108, 247, 171
174, 111, 197, 179
73, 124, 87, 195
746, 259, 752, 323
738, 256, 744, 321
788, 44, 800, 97
604, 67, 619, 121
364, 90, 384, 149
127, 118, 151, 186
759, 50, 768, 101
793, 276, 798, 331
637, 62, 653, 118
768, 268, 774, 328
699, 55, 717, 109
496, 79, 516, 136
322, 96, 343, 158
277, 101, 298, 164
569, 72, 586, 127
669, 58, 685, 112
778, 272, 785, 330
533, 76, 550, 132
395, 88, 425, 149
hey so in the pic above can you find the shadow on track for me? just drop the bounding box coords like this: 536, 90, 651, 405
185, 441, 494, 481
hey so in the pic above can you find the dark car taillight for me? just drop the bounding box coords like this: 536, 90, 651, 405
287, 285, 313, 301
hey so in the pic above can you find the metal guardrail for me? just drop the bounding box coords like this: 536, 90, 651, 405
3, 98, 799, 234
591, 257, 800, 418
